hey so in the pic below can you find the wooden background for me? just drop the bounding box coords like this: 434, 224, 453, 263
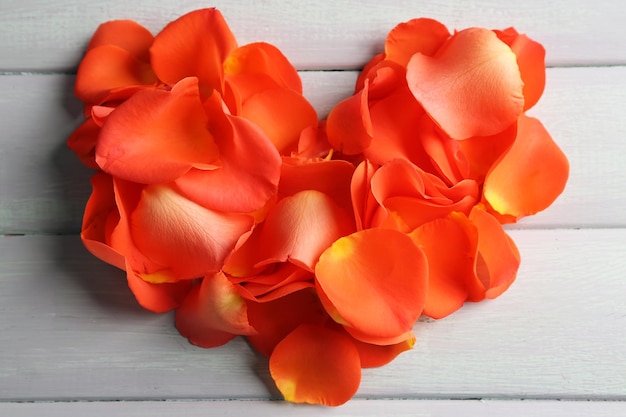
1, 0, 625, 415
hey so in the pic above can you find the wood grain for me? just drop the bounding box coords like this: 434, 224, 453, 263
1, 231, 624, 401
2, 399, 626, 417
1, 0, 625, 72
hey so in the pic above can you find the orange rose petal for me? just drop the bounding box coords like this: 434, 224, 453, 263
150, 8, 237, 95
231, 262, 315, 302
175, 272, 255, 348
269, 324, 361, 406
496, 28, 546, 111
239, 87, 318, 154
257, 190, 355, 271
350, 160, 378, 231
125, 260, 192, 313
326, 85, 373, 155
458, 123, 517, 182
80, 173, 125, 270
385, 18, 450, 67
279, 158, 355, 215
246, 288, 328, 356
96, 77, 220, 184
483, 115, 569, 219
355, 53, 385, 92
225, 42, 302, 93
410, 214, 480, 319
86, 20, 154, 61
353, 332, 416, 368
173, 111, 281, 213
75, 45, 157, 104
66, 117, 101, 169
315, 228, 428, 341
407, 28, 524, 139
130, 184, 254, 279
469, 206, 520, 299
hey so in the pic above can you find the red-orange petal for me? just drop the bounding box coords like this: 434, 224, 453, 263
75, 45, 157, 105
125, 260, 192, 313
407, 27, 524, 139
315, 228, 428, 342
269, 324, 361, 406
129, 184, 255, 279
246, 288, 328, 356
469, 206, 520, 299
80, 173, 125, 270
410, 213, 480, 319
239, 87, 318, 155
150, 8, 237, 95
66, 117, 101, 170
326, 84, 373, 155
353, 333, 416, 368
175, 272, 255, 348
172, 110, 281, 213
483, 115, 569, 220
384, 18, 450, 67
225, 42, 302, 93
86, 20, 154, 62
495, 28, 546, 111
96, 77, 220, 184
255, 190, 355, 271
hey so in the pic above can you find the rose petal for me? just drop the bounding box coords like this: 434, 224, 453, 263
75, 45, 157, 104
66, 117, 101, 169
407, 27, 524, 139
246, 288, 328, 356
239, 87, 318, 154
483, 115, 569, 219
175, 272, 255, 348
326, 84, 373, 155
86, 19, 154, 61
315, 228, 428, 342
352, 332, 416, 368
252, 190, 355, 271
125, 260, 192, 313
96, 77, 220, 184
410, 213, 481, 319
269, 324, 361, 406
150, 8, 237, 95
495, 28, 546, 111
385, 18, 450, 67
469, 206, 520, 299
129, 184, 254, 279
173, 110, 281, 213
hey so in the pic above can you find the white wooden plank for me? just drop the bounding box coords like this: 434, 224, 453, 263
2, 399, 626, 417
2, 66, 625, 233
1, 0, 625, 71
1, 229, 625, 401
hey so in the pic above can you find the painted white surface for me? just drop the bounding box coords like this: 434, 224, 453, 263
0, 0, 624, 414
1, 0, 626, 71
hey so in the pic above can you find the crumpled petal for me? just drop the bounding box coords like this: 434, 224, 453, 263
315, 228, 428, 343
175, 272, 255, 348
384, 17, 450, 67
96, 77, 220, 184
150, 8, 237, 95
407, 27, 524, 139
66, 117, 101, 170
125, 261, 192, 313
269, 324, 361, 406
86, 19, 154, 61
483, 115, 569, 220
